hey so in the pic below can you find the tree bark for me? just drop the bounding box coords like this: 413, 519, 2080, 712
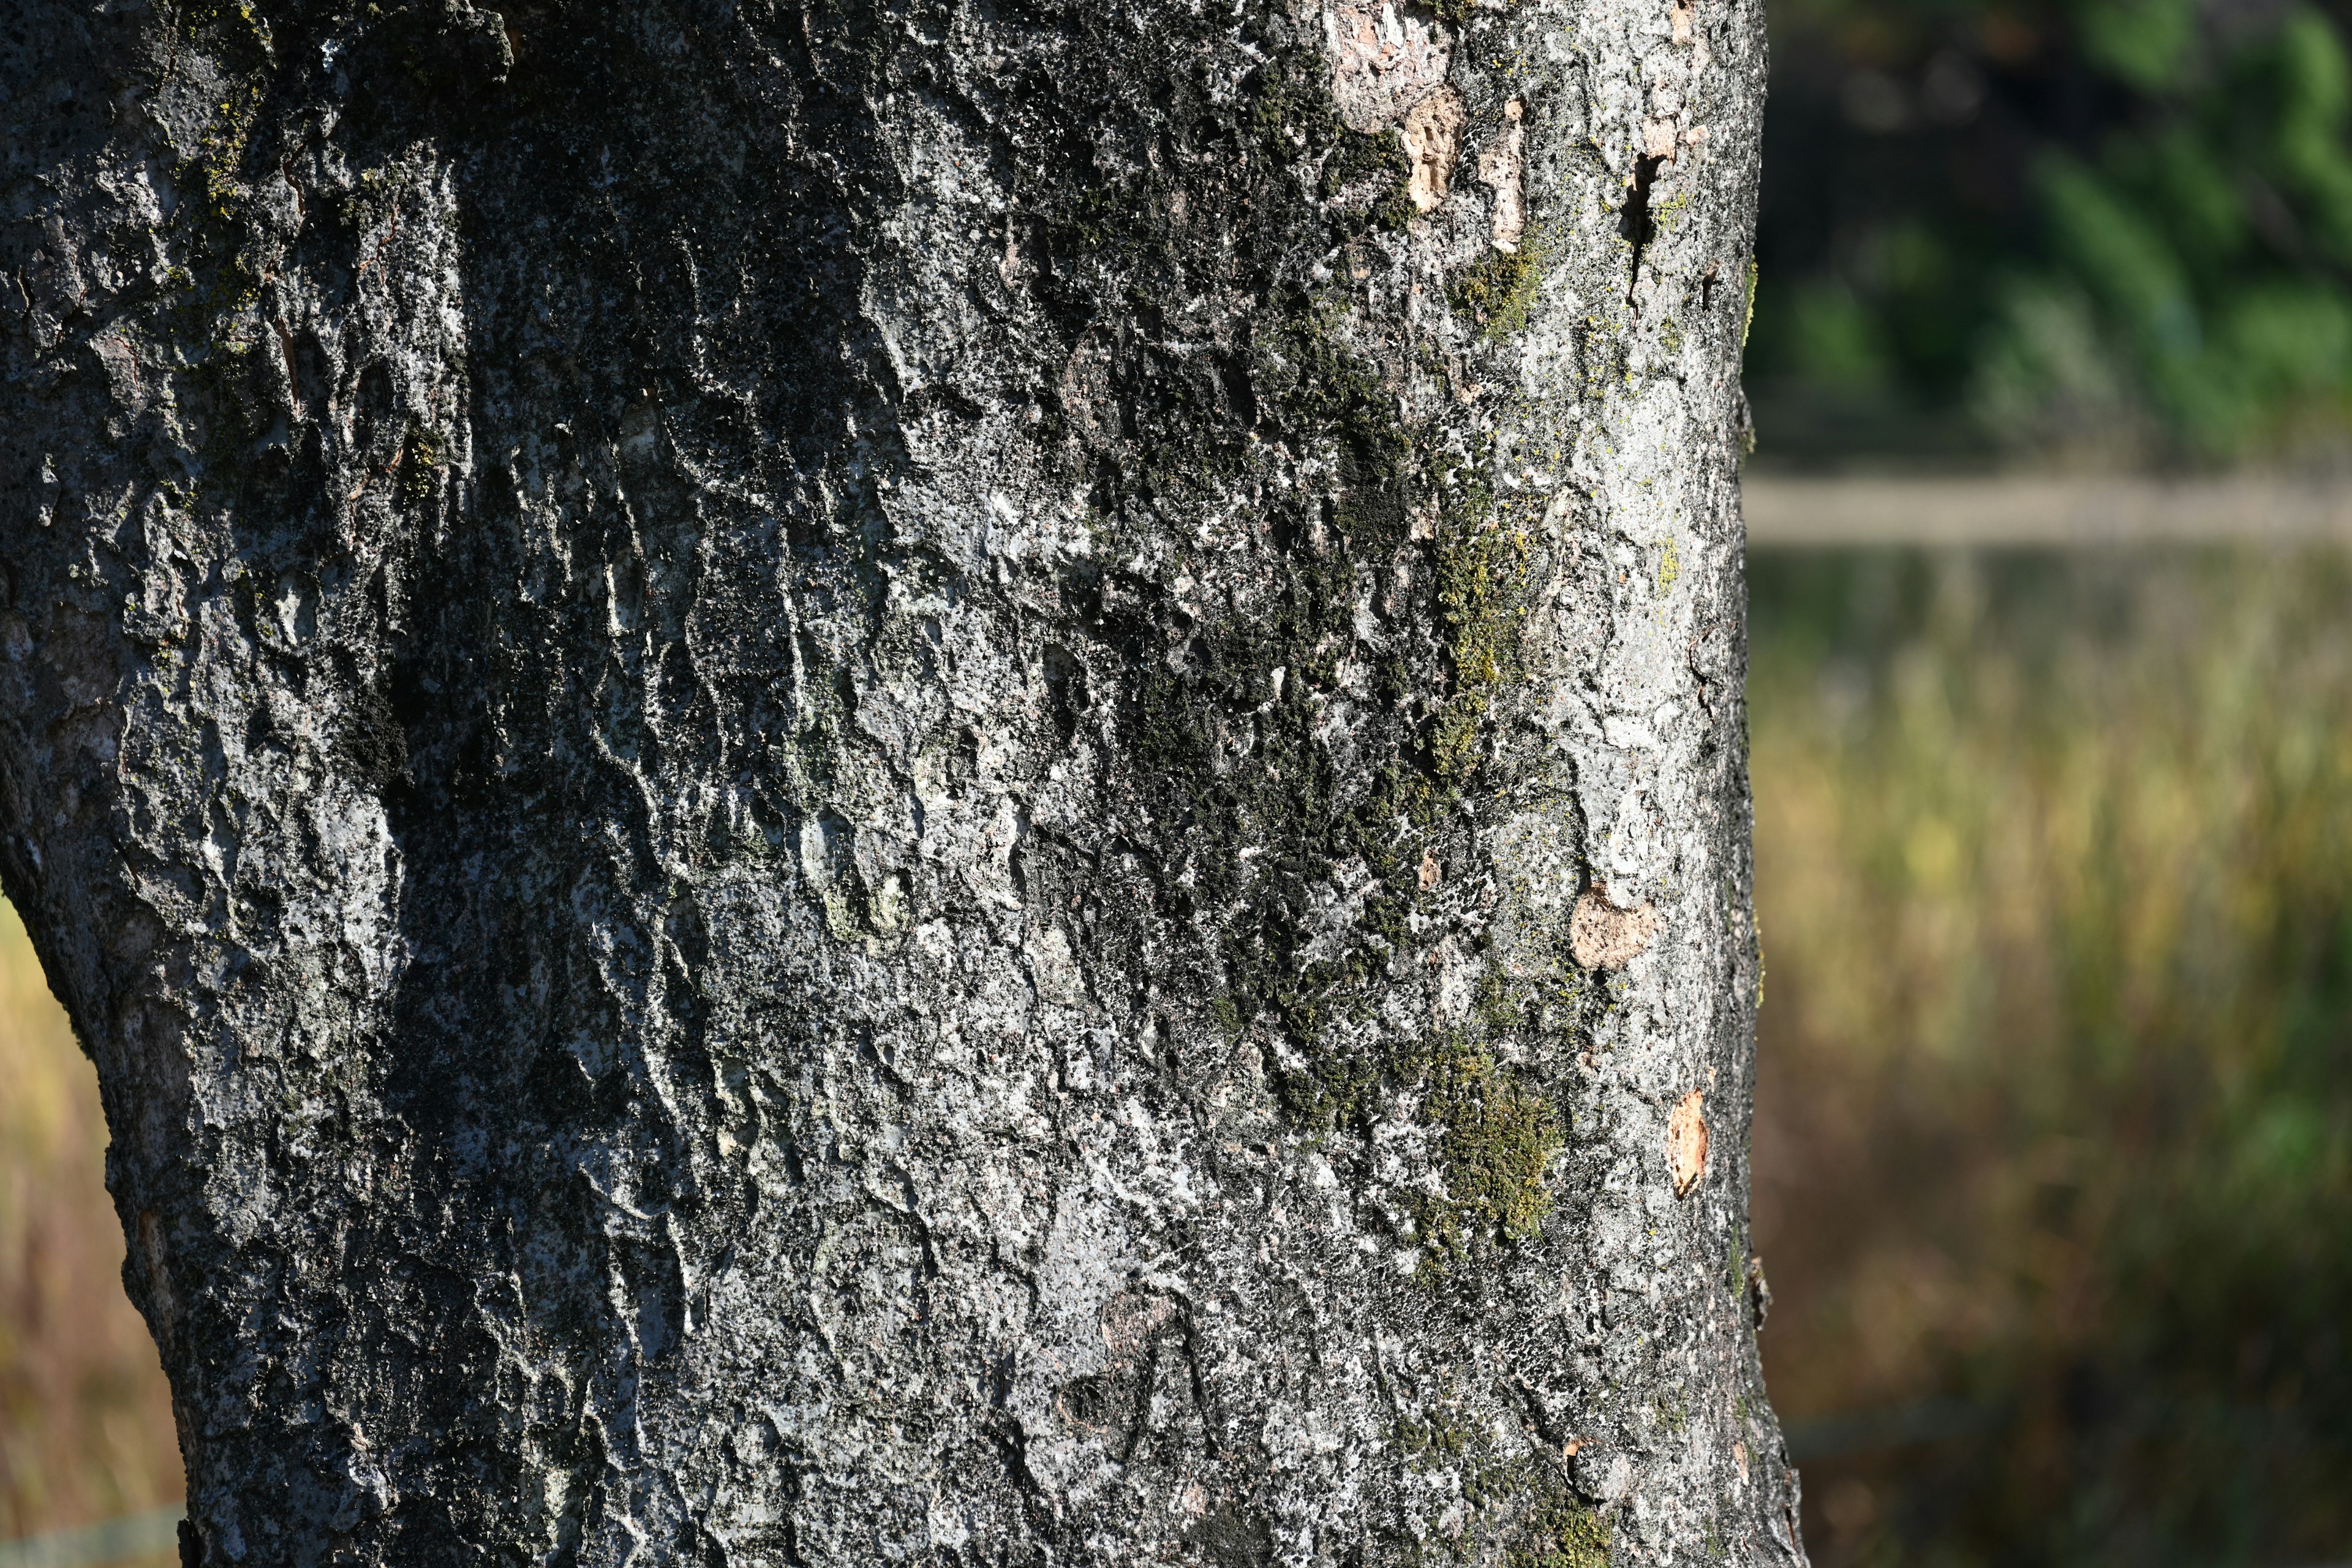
0, 0, 1793, 1562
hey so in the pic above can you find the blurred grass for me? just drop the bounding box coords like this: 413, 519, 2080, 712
1749, 545, 2352, 1568
0, 903, 179, 1555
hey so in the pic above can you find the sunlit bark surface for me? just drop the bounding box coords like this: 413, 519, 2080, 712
0, 1, 1792, 1562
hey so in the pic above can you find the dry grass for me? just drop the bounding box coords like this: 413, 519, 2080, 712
0, 901, 180, 1550
1750, 546, 2352, 1568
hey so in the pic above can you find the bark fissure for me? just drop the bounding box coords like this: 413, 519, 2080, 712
1619, 153, 1667, 304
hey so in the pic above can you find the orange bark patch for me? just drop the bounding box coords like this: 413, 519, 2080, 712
1402, 88, 1466, 212
1668, 1089, 1708, 1197
1569, 890, 1659, 969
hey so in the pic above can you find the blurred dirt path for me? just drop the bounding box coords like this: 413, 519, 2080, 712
1743, 472, 2352, 545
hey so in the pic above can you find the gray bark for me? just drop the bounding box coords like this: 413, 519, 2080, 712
0, 0, 1794, 1564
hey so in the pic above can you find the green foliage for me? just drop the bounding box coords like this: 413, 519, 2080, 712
1751, 1, 2352, 461
2073, 0, 2199, 90
1776, 280, 1888, 390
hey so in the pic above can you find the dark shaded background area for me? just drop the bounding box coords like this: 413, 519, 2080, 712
1750, 0, 2352, 466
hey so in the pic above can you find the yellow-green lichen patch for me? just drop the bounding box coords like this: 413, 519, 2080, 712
1741, 257, 1759, 353
1452, 228, 1552, 341
177, 75, 270, 336
163, 0, 274, 85
194, 83, 265, 224
162, 7, 281, 374
1507, 1490, 1611, 1568
1431, 497, 1531, 786
1419, 1030, 1562, 1248
399, 421, 446, 505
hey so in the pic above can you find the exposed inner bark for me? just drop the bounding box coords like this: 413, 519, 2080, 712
0, 0, 1794, 1562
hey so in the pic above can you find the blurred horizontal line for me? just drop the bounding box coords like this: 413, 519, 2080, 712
1743, 473, 2352, 546
0, 1508, 183, 1568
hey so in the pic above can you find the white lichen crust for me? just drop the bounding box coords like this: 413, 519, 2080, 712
0, 0, 1798, 1562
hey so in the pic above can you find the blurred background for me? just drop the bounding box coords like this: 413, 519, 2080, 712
1747, 549, 2352, 1567
6, 1, 2352, 1562
1751, 0, 2352, 470
1747, 2, 2352, 1566
0, 907, 179, 1566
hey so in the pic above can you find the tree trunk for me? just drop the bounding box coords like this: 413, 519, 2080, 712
0, 0, 1793, 1562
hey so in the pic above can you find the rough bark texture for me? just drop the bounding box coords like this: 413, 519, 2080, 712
0, 0, 1796, 1563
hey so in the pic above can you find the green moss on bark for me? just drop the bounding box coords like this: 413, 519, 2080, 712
1432, 505, 1530, 785
1509, 1491, 1611, 1568
1126, 279, 1565, 1268
1323, 129, 1417, 231
1452, 230, 1553, 340
1393, 1409, 1610, 1567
